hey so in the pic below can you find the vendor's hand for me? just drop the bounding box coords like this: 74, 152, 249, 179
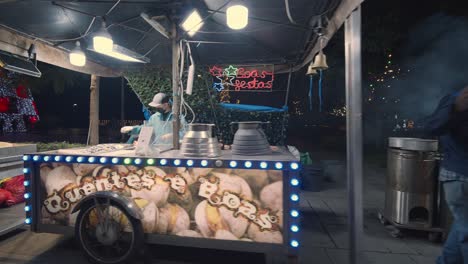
455, 86, 468, 112
121, 126, 134, 134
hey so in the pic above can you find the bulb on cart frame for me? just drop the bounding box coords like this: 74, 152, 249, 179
290, 162, 299, 170
24, 205, 31, 212
290, 240, 299, 248
174, 159, 181, 166
290, 194, 299, 202
275, 162, 283, 170
201, 160, 208, 167
23, 155, 30, 161
33, 155, 40, 161
291, 225, 299, 233
24, 181, 30, 187
99, 157, 107, 164
244, 161, 252, 168
88, 157, 96, 163
124, 158, 132, 165
134, 158, 142, 165
54, 156, 62, 162
147, 159, 155, 165
186, 160, 194, 167
112, 157, 119, 164
160, 159, 167, 165
23, 168, 29, 174
77, 157, 84, 163
25, 218, 31, 225
24, 193, 31, 199
290, 210, 299, 218
260, 162, 268, 169
65, 156, 73, 162
43, 156, 51, 162
229, 161, 237, 168
290, 178, 300, 186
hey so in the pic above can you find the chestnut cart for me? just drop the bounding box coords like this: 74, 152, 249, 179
23, 147, 300, 264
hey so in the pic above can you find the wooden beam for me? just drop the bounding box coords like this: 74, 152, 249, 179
88, 74, 100, 145
0, 26, 121, 77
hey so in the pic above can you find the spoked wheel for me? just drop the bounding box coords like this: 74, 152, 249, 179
76, 198, 144, 264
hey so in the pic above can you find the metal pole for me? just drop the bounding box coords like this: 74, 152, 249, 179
345, 6, 363, 264
120, 76, 125, 141
171, 22, 181, 149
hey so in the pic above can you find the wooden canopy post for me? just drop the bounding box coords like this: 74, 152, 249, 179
88, 74, 100, 145
171, 22, 181, 149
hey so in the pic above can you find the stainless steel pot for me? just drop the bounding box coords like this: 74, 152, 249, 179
231, 121, 271, 156
180, 123, 221, 158
388, 137, 438, 152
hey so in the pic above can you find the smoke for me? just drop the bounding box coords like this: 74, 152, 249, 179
387, 13, 468, 121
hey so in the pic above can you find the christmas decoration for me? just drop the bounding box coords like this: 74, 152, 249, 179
209, 65, 274, 92
0, 69, 40, 132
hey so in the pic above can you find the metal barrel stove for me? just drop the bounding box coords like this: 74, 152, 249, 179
384, 137, 439, 228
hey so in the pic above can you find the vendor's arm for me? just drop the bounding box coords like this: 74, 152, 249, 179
424, 88, 468, 136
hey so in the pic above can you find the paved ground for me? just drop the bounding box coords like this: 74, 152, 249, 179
0, 155, 443, 264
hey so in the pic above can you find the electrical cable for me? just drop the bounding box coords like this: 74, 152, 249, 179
284, 0, 297, 24
105, 0, 121, 16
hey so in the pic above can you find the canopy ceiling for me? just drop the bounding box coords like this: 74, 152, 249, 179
0, 0, 345, 74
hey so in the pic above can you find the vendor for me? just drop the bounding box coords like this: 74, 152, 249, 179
121, 92, 186, 144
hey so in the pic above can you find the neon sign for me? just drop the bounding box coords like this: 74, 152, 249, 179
209, 65, 274, 92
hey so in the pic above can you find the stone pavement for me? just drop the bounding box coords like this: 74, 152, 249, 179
0, 159, 442, 264
298, 160, 443, 264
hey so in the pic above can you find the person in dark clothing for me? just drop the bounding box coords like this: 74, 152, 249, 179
425, 86, 468, 264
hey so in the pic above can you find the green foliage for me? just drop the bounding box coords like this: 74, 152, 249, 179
124, 65, 288, 146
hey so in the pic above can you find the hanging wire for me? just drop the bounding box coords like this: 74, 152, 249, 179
284, 0, 297, 24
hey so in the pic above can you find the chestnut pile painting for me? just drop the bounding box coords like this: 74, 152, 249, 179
40, 163, 284, 243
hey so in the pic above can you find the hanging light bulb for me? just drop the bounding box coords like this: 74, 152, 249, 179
69, 41, 86, 67
226, 4, 248, 30
93, 21, 113, 53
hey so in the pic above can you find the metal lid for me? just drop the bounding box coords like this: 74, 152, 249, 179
388, 137, 438, 152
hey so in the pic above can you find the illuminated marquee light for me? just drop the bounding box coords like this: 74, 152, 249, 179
54, 156, 62, 162
100, 157, 107, 164
174, 159, 181, 166
124, 158, 132, 165
134, 158, 142, 165
25, 218, 31, 224
24, 180, 30, 187
201, 160, 208, 167
244, 161, 252, 168
187, 160, 194, 166
209, 65, 274, 92
260, 162, 268, 169
290, 240, 299, 248
23, 168, 29, 174
111, 157, 119, 164
88, 157, 96, 163
43, 156, 51, 162
229, 161, 237, 168
23, 155, 30, 161
147, 159, 155, 165
160, 159, 167, 165
65, 156, 73, 162
33, 155, 40, 161
24, 193, 31, 199
291, 210, 299, 218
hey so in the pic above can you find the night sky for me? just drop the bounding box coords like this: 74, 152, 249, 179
29, 0, 468, 130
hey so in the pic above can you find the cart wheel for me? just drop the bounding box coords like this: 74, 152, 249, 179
428, 232, 441, 243
75, 199, 144, 264
378, 212, 389, 225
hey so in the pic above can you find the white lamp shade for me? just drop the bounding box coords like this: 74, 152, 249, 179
93, 36, 113, 53
226, 5, 248, 30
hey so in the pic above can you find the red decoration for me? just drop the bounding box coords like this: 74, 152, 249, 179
1, 175, 25, 206
0, 97, 9, 112
16, 85, 29, 98
29, 116, 38, 124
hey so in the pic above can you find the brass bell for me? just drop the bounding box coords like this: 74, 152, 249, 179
306, 63, 318, 76
312, 51, 329, 70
